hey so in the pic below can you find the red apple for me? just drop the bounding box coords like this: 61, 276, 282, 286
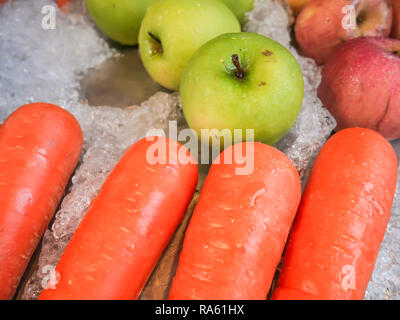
287, 0, 310, 15
295, 0, 392, 64
318, 37, 400, 140
392, 0, 400, 38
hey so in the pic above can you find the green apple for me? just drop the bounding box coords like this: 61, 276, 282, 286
181, 32, 304, 146
85, 0, 156, 46
138, 0, 241, 91
218, 0, 254, 26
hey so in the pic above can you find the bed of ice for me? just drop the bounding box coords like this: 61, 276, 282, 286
0, 0, 398, 300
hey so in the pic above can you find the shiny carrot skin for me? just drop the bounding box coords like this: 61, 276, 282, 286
272, 128, 398, 300
0, 103, 83, 300
39, 137, 198, 300
169, 142, 301, 300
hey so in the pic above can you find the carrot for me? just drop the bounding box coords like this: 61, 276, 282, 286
272, 128, 398, 300
168, 142, 301, 300
39, 136, 198, 300
0, 103, 83, 300
55, 0, 71, 9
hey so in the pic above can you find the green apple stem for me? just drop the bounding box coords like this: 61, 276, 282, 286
148, 32, 161, 44
148, 32, 163, 55
232, 54, 245, 80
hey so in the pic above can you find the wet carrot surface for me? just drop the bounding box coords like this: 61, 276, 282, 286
39, 136, 198, 300
169, 142, 301, 300
0, 103, 83, 299
272, 128, 398, 300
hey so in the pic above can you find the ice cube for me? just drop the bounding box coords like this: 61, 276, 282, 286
365, 164, 400, 300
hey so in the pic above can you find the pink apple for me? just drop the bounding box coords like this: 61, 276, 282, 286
318, 37, 400, 140
392, 0, 400, 39
295, 0, 392, 64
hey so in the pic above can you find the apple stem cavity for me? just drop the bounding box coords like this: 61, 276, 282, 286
148, 32, 163, 56
232, 54, 245, 80
356, 11, 366, 26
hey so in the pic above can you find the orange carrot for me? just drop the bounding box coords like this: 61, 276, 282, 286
39, 136, 198, 300
272, 128, 398, 300
56, 0, 71, 9
0, 103, 83, 300
169, 142, 301, 300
